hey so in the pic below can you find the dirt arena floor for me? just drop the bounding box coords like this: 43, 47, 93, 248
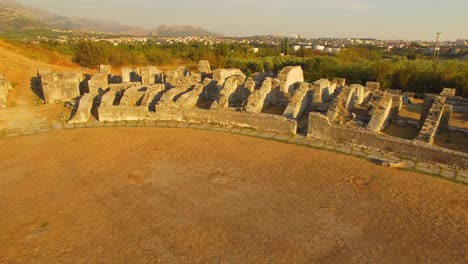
0, 128, 466, 263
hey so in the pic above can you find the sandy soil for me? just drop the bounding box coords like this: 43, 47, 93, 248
0, 128, 466, 264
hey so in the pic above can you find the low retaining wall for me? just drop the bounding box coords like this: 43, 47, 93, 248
308, 113, 468, 170
155, 106, 297, 135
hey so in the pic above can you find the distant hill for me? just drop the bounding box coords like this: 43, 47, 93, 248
0, 0, 220, 37
150, 25, 222, 38
0, 0, 150, 35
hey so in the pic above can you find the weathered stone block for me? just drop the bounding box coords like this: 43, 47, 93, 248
176, 83, 205, 108
440, 88, 456, 97
140, 66, 160, 85
278, 66, 304, 93
245, 78, 272, 113
312, 79, 332, 103
367, 92, 393, 132
366, 82, 380, 91
88, 72, 108, 95
69, 93, 94, 124
212, 68, 246, 86
326, 86, 356, 124
283, 82, 310, 119
415, 96, 446, 144
122, 67, 140, 83
439, 104, 453, 131
40, 72, 83, 103
98, 65, 111, 76
211, 76, 239, 109
198, 60, 211, 73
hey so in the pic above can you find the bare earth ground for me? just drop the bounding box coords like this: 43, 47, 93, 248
0, 40, 79, 129
0, 128, 466, 264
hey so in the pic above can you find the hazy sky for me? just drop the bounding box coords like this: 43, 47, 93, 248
21, 0, 468, 40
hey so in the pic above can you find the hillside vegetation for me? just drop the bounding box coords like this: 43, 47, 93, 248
43, 40, 468, 96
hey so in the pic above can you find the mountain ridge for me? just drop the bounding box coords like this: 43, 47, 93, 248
0, 0, 222, 37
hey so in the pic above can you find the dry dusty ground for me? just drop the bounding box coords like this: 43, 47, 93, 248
0, 128, 466, 264
0, 40, 80, 129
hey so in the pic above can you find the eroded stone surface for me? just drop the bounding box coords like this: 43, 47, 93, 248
283, 82, 310, 119
88, 73, 109, 95
212, 68, 246, 86
327, 86, 356, 124
198, 60, 211, 73
415, 96, 446, 144
211, 76, 239, 109
69, 93, 94, 123
278, 66, 304, 93
245, 78, 272, 113
367, 92, 393, 132
40, 72, 83, 103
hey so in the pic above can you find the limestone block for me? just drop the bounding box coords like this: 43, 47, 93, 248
122, 67, 140, 83
312, 79, 331, 103
176, 83, 206, 108
120, 87, 146, 106
419, 95, 436, 126
440, 88, 456, 97
88, 72, 109, 95
283, 82, 310, 119
367, 92, 393, 132
69, 93, 94, 123
415, 96, 446, 144
37, 68, 51, 77
198, 60, 211, 73
159, 84, 192, 104
211, 76, 239, 109
439, 104, 453, 131
333, 78, 346, 88
143, 84, 166, 111
140, 66, 160, 85
387, 89, 401, 95
40, 72, 83, 103
100, 91, 117, 107
351, 84, 365, 105
212, 68, 246, 86
237, 77, 256, 103
202, 78, 220, 100
389, 94, 403, 121
245, 78, 272, 113
98, 65, 111, 76
366, 82, 380, 91
278, 66, 304, 93
326, 86, 356, 123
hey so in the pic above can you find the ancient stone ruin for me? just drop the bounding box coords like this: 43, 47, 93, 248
38, 70, 83, 103
415, 96, 448, 144
198, 60, 211, 74
0, 73, 13, 108
440, 88, 456, 97
278, 66, 304, 93
30, 60, 467, 180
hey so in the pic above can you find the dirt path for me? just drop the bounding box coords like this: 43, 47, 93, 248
0, 128, 466, 263
0, 41, 80, 129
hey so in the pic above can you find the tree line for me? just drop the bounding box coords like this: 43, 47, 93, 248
42, 40, 468, 96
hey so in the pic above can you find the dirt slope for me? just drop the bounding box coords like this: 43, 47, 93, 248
0, 39, 80, 128
0, 128, 466, 263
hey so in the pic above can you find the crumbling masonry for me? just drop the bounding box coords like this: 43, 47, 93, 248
31, 61, 465, 179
